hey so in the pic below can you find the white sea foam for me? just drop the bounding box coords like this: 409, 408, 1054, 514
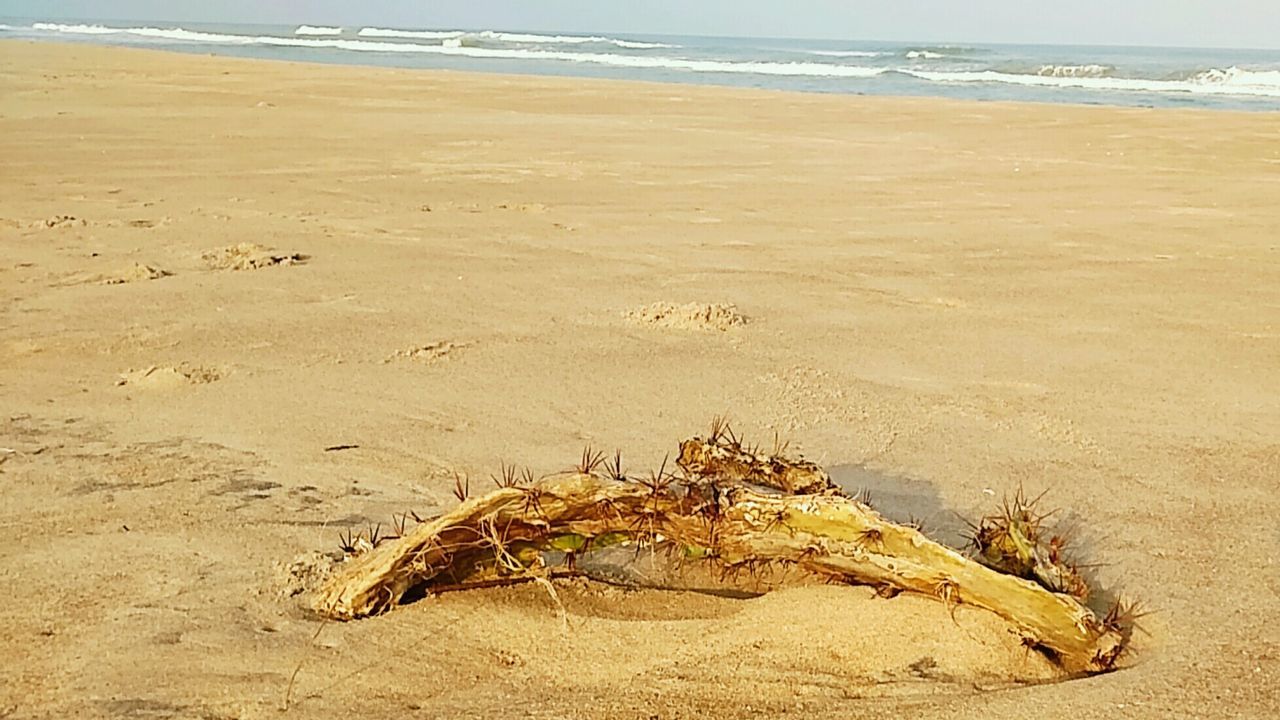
32, 22, 121, 34
359, 26, 671, 48
1189, 66, 1280, 88
615, 39, 673, 49
905, 66, 1280, 97
466, 29, 676, 49
32, 23, 254, 43
24, 23, 1280, 99
358, 27, 465, 40
808, 50, 885, 58
1037, 64, 1114, 78
269, 37, 888, 77
0, 24, 14, 31
126, 27, 256, 43
905, 46, 983, 59
476, 30, 609, 44
295, 25, 342, 36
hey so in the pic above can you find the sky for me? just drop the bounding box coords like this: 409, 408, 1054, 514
3, 1, 1279, 49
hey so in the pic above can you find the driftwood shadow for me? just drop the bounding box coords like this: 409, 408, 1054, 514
828, 463, 968, 549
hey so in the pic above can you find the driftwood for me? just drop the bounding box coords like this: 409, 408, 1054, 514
312, 426, 1131, 675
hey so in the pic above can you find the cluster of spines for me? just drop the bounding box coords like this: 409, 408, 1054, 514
336, 510, 425, 555
962, 485, 1089, 598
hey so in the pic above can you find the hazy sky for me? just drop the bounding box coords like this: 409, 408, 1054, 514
5, 1, 1279, 49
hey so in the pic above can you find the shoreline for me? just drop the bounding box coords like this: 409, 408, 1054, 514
4, 36, 1279, 115
1, 39, 1277, 718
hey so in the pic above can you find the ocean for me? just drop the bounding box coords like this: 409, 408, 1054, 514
4, 19, 1280, 111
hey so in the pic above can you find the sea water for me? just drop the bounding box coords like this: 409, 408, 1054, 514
4, 19, 1280, 111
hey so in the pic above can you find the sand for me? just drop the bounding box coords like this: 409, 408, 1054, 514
0, 40, 1277, 719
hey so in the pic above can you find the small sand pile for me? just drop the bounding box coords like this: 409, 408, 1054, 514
115, 364, 223, 387
101, 263, 171, 285
277, 551, 339, 598
31, 215, 86, 229
625, 302, 747, 331
202, 243, 306, 270
385, 341, 470, 363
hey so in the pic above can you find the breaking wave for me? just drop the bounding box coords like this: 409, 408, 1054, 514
1188, 66, 1280, 88
357, 27, 465, 40
295, 26, 342, 36
905, 66, 1280, 97
905, 46, 980, 60
1036, 64, 1114, 78
32, 23, 253, 43
21, 22, 1280, 100
357, 26, 672, 48
32, 22, 121, 34
338, 39, 886, 76
474, 30, 672, 49
808, 50, 886, 58
24, 24, 874, 76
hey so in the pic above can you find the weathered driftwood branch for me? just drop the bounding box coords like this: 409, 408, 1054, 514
312, 434, 1127, 674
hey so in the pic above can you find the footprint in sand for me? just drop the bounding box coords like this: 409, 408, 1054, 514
201, 242, 307, 270
624, 302, 748, 332
384, 341, 471, 363
115, 364, 224, 388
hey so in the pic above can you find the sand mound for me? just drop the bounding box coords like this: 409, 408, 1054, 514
201, 242, 306, 270
101, 263, 171, 285
49, 263, 172, 287
285, 579, 1062, 712
386, 340, 471, 362
115, 364, 223, 388
278, 551, 339, 598
30, 215, 86, 229
495, 202, 548, 213
625, 301, 747, 331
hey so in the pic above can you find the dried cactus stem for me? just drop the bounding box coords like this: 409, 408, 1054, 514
678, 436, 841, 495
714, 490, 1122, 672
313, 472, 1123, 674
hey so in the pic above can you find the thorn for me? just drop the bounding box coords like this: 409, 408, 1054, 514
709, 415, 730, 443
491, 462, 519, 489
603, 449, 626, 482
771, 431, 790, 458
577, 446, 605, 474
390, 512, 410, 538
857, 527, 883, 548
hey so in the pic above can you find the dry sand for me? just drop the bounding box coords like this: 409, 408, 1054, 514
1, 40, 1277, 719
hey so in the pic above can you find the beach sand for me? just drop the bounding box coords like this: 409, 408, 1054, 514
1, 40, 1277, 718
